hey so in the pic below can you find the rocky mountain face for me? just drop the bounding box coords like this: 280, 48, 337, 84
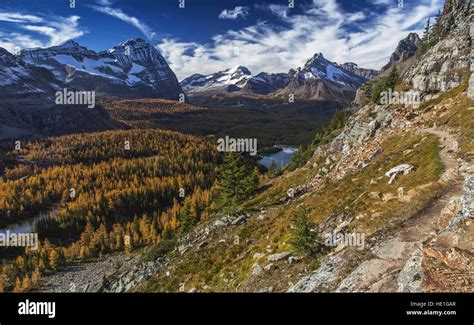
403, 0, 472, 95
18, 38, 183, 100
241, 72, 290, 95
276, 53, 375, 102
0, 48, 61, 99
181, 54, 377, 102
180, 66, 291, 97
0, 38, 182, 139
381, 33, 420, 73
353, 33, 421, 106
180, 66, 254, 96
341, 62, 379, 80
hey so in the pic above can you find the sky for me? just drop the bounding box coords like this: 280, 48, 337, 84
0, 0, 443, 80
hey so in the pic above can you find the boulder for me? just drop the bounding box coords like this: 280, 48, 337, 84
264, 263, 278, 271
253, 252, 264, 260
267, 251, 292, 262
231, 215, 247, 225
198, 241, 208, 249
385, 164, 413, 184
252, 263, 264, 276
397, 249, 423, 292
288, 256, 300, 264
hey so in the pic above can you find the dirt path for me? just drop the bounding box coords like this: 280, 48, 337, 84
336, 127, 463, 292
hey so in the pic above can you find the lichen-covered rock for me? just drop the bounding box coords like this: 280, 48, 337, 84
267, 252, 292, 262
288, 255, 344, 292
403, 0, 472, 94
397, 249, 423, 292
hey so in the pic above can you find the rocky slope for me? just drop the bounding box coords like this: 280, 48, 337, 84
403, 0, 472, 96
0, 48, 61, 100
37, 83, 473, 294
341, 62, 379, 80
36, 0, 472, 293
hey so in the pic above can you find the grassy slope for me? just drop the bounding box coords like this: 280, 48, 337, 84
139, 84, 473, 293
139, 132, 445, 292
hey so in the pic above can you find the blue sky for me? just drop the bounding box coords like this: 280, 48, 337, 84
0, 0, 443, 79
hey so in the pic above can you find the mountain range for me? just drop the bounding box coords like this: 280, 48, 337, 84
0, 38, 183, 101
0, 38, 379, 104
180, 53, 378, 101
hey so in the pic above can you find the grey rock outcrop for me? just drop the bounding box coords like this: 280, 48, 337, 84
267, 251, 292, 262
381, 33, 420, 73
397, 249, 423, 292
329, 104, 392, 155
403, 0, 473, 94
288, 255, 344, 292
447, 175, 474, 230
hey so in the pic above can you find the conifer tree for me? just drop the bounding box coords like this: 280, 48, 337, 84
386, 66, 399, 89
289, 205, 321, 256
429, 11, 442, 47
13, 277, 22, 292
21, 275, 31, 291
217, 152, 248, 207
267, 160, 279, 178
49, 250, 59, 270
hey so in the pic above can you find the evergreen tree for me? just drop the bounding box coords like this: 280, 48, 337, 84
429, 11, 442, 47
217, 152, 258, 208
423, 18, 431, 43
178, 202, 194, 236
386, 66, 399, 89
244, 167, 260, 193
419, 19, 430, 55
289, 205, 321, 256
48, 250, 59, 270
267, 160, 280, 178
371, 67, 399, 104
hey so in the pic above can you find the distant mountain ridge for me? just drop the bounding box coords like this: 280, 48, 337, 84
181, 53, 378, 102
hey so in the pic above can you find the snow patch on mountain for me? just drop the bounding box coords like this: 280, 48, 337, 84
2, 38, 183, 100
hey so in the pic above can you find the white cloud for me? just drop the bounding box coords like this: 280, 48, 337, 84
370, 0, 394, 5
219, 6, 250, 20
0, 12, 44, 23
158, 0, 442, 80
90, 2, 156, 39
22, 16, 84, 47
0, 11, 85, 53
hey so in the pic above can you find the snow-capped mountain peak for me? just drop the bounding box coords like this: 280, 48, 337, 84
180, 52, 378, 100
0, 38, 182, 100
293, 53, 369, 88
181, 65, 252, 93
